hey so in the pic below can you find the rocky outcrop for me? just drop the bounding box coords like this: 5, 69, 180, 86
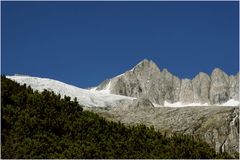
220, 108, 239, 154
209, 68, 230, 104
129, 97, 154, 112
88, 105, 239, 157
229, 73, 239, 101
172, 76, 181, 103
161, 69, 181, 103
179, 79, 194, 103
93, 59, 239, 105
192, 72, 211, 103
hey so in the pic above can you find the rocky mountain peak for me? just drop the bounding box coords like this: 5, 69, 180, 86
211, 68, 228, 77
210, 68, 230, 104
133, 59, 160, 73
212, 67, 224, 73
198, 72, 209, 77
93, 60, 239, 105
192, 72, 211, 103
161, 68, 171, 75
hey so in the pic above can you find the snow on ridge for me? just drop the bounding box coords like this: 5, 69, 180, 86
91, 80, 112, 94
114, 73, 124, 78
6, 75, 134, 107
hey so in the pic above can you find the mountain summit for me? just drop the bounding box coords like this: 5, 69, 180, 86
93, 59, 239, 105
132, 59, 160, 72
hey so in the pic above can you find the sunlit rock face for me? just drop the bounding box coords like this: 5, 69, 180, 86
95, 59, 239, 105
229, 73, 239, 101
209, 68, 230, 104
109, 59, 165, 105
179, 79, 194, 103
192, 72, 211, 103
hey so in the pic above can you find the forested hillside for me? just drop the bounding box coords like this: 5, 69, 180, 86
1, 76, 234, 159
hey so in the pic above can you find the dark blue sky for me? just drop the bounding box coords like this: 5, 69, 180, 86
2, 1, 239, 88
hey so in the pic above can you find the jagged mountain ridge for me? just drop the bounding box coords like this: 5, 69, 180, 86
93, 59, 239, 105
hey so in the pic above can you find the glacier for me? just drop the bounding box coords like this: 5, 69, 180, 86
6, 75, 134, 107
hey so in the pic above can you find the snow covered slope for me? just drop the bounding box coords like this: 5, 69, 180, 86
6, 75, 134, 107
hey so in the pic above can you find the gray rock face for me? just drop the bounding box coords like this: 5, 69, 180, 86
89, 106, 239, 157
192, 72, 211, 103
179, 79, 194, 103
160, 69, 181, 103
229, 73, 239, 101
210, 68, 230, 104
129, 97, 154, 112
94, 59, 239, 105
220, 108, 239, 154
172, 76, 181, 102
110, 59, 165, 105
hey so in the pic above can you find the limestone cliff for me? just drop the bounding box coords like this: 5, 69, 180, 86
94, 59, 239, 105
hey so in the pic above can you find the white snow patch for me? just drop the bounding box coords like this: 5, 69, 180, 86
164, 100, 239, 107
6, 75, 134, 107
153, 103, 162, 107
219, 99, 240, 106
105, 80, 111, 90
89, 87, 97, 91
95, 80, 112, 94
164, 101, 209, 107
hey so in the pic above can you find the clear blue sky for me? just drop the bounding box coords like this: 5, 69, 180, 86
2, 1, 239, 88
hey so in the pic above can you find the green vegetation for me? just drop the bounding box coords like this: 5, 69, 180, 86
1, 76, 234, 159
